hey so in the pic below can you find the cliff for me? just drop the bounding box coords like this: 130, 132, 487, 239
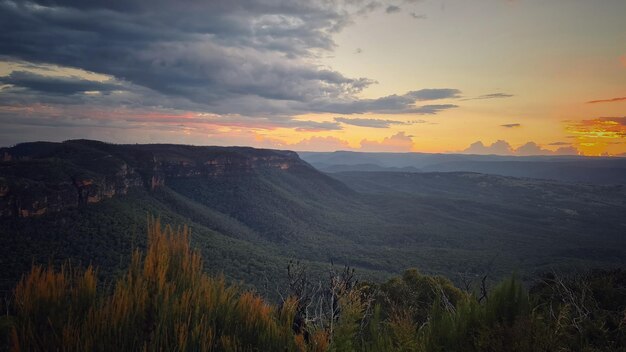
0, 140, 312, 217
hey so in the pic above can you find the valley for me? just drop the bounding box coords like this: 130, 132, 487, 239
1, 140, 625, 298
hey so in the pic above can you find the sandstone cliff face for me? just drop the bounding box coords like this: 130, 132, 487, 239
157, 153, 301, 179
73, 163, 144, 205
0, 141, 309, 218
0, 161, 144, 218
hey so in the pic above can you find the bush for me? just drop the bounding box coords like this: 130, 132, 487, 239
8, 218, 302, 351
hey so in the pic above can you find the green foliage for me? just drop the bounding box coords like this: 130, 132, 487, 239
355, 272, 626, 352
375, 269, 465, 325
419, 276, 555, 352
529, 270, 626, 351
329, 291, 363, 352
484, 275, 530, 326
361, 304, 392, 352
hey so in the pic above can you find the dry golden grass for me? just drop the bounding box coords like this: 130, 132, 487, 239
9, 217, 306, 351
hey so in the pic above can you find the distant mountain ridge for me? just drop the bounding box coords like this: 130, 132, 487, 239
299, 151, 626, 184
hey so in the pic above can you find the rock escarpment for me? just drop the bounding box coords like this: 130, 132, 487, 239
0, 140, 309, 217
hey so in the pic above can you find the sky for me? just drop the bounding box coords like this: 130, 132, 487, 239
0, 0, 625, 155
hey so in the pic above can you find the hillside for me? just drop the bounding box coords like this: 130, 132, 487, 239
0, 140, 367, 293
1, 141, 626, 297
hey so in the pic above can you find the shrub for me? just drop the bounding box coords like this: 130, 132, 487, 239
9, 218, 302, 351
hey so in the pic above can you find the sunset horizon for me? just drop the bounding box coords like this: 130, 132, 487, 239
1, 0, 624, 156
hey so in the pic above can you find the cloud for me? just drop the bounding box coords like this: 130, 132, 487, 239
462, 140, 579, 156
1, 62, 462, 120
515, 141, 552, 156
599, 117, 624, 125
412, 104, 458, 114
566, 117, 626, 140
360, 132, 414, 152
548, 142, 571, 146
463, 140, 513, 155
0, 0, 499, 148
1, 0, 435, 121
553, 146, 579, 155
386, 5, 401, 14
563, 117, 625, 154
586, 97, 626, 104
501, 123, 520, 128
410, 12, 427, 19
463, 93, 514, 101
0, 103, 344, 133
292, 120, 343, 132
203, 116, 343, 132
0, 71, 123, 95
307, 89, 460, 114
277, 132, 421, 152
0, 0, 471, 148
290, 136, 352, 151
334, 117, 412, 128
409, 89, 462, 101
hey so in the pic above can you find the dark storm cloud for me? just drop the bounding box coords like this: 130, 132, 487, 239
0, 100, 343, 132
0, 69, 178, 108
307, 98, 457, 115
0, 113, 128, 129
408, 89, 461, 101
0, 0, 461, 120
304, 89, 460, 114
0, 1, 377, 109
0, 71, 122, 95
